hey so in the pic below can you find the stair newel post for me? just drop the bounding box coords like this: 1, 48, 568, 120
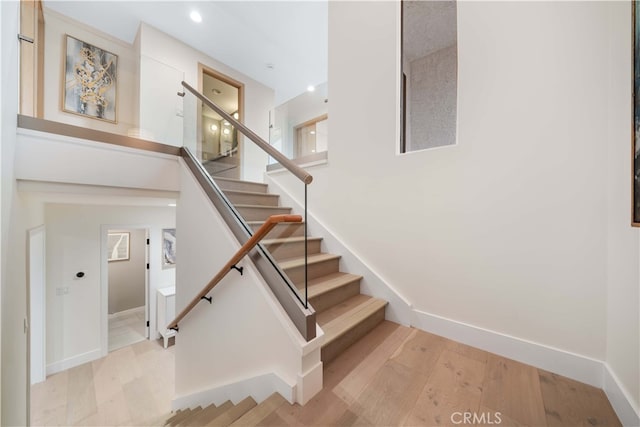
304, 183, 308, 309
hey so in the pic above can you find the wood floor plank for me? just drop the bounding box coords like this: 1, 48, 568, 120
65, 362, 98, 425
122, 376, 161, 425
333, 323, 413, 405
480, 354, 547, 426
31, 370, 69, 426
389, 328, 446, 374
445, 339, 491, 364
538, 370, 621, 426
351, 360, 431, 426
403, 349, 486, 426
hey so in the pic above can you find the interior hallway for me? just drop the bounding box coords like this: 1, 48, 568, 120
30, 321, 620, 426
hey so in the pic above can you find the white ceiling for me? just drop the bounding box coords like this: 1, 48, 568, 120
403, 0, 457, 61
43, 0, 328, 105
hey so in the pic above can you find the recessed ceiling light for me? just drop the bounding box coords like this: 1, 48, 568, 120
223, 129, 231, 135
168, 203, 177, 207
307, 85, 315, 92
233, 112, 239, 120
190, 11, 202, 23
310, 131, 316, 135
210, 124, 218, 132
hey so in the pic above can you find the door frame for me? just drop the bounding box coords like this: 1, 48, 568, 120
100, 225, 150, 356
26, 224, 46, 425
198, 63, 245, 177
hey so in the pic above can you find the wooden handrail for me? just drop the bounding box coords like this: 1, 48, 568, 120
181, 81, 313, 185
167, 214, 303, 331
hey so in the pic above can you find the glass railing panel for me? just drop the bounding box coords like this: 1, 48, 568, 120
181, 85, 310, 309
269, 82, 328, 164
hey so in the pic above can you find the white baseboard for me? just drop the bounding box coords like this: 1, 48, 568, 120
108, 305, 145, 319
172, 372, 295, 411
46, 348, 102, 376
603, 363, 640, 427
412, 309, 603, 387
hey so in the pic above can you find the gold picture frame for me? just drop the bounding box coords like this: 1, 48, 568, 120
62, 34, 118, 123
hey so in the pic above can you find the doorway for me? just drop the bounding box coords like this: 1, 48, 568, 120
106, 228, 149, 352
28, 225, 46, 386
199, 65, 244, 179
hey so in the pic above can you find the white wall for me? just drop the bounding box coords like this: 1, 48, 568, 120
15, 129, 180, 192
44, 204, 175, 372
270, 0, 638, 418
605, 2, 640, 422
138, 23, 273, 182
2, 1, 27, 424
42, 8, 137, 136
175, 162, 322, 406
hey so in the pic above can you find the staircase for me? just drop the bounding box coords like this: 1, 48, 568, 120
164, 393, 286, 426
214, 176, 388, 363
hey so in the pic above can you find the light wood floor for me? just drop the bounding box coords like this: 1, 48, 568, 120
109, 306, 147, 352
31, 321, 621, 426
31, 339, 174, 426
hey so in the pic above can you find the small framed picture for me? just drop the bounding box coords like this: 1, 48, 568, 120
107, 232, 129, 262
162, 228, 176, 268
63, 35, 118, 122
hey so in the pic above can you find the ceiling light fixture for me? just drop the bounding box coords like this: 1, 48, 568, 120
307, 85, 315, 92
210, 124, 218, 132
168, 203, 177, 207
233, 112, 239, 120
223, 129, 231, 135
223, 120, 230, 126
310, 131, 316, 135
190, 11, 202, 23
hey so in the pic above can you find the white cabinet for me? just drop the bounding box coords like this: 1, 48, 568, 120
157, 286, 176, 348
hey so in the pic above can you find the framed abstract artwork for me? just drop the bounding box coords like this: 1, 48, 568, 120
62, 35, 118, 122
634, 3, 640, 226
107, 232, 129, 262
162, 228, 176, 269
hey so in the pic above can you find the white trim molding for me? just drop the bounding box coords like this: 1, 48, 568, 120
603, 363, 640, 427
46, 348, 101, 376
172, 373, 295, 411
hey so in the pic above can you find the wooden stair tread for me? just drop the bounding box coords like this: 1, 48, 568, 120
247, 220, 305, 226
191, 401, 233, 426
278, 252, 340, 270
261, 236, 322, 245
207, 397, 257, 426
305, 272, 363, 299
228, 393, 286, 427
167, 407, 199, 426
176, 405, 206, 427
233, 204, 290, 210
222, 189, 278, 197
213, 177, 267, 186
318, 295, 387, 345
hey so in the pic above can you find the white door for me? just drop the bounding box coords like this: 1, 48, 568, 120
28, 226, 46, 385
